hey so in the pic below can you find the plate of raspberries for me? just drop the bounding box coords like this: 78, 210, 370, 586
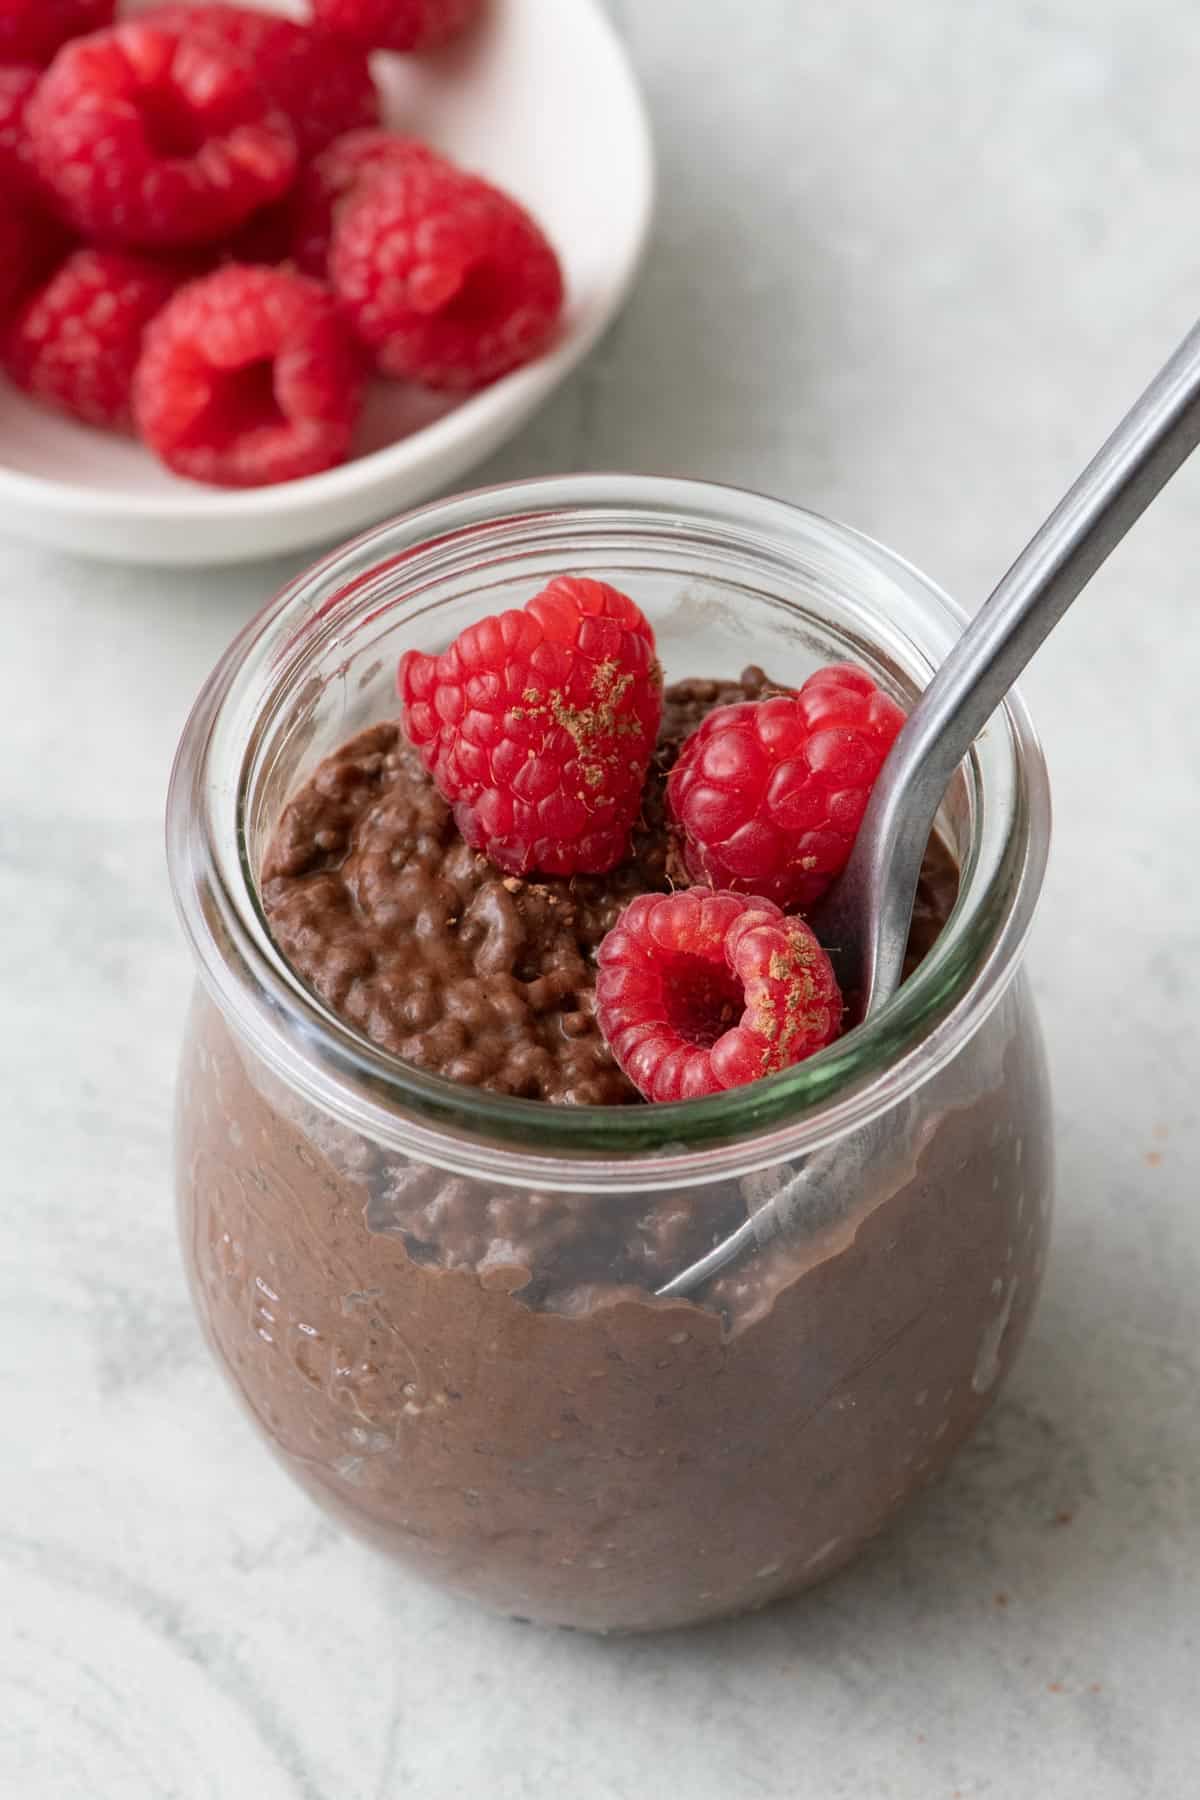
0, 0, 653, 562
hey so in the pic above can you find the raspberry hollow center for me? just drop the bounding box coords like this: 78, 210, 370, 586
137, 84, 211, 160
660, 957, 744, 1049
210, 359, 287, 439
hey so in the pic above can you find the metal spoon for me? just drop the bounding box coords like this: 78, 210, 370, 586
655, 315, 1200, 1304
812, 314, 1200, 1018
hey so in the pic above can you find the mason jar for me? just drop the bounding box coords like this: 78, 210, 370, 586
167, 475, 1053, 1634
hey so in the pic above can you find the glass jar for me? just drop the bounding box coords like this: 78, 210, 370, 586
167, 475, 1053, 1634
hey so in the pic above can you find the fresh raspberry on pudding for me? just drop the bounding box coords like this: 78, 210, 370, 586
667, 663, 905, 910
308, 0, 482, 54
595, 887, 843, 1102
330, 154, 564, 390
132, 264, 364, 487
5, 247, 182, 430
26, 20, 297, 249
398, 576, 663, 877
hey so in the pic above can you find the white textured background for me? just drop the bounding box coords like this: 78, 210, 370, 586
3, 2, 1199, 1795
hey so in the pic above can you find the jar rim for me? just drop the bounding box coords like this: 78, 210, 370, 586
166, 473, 1051, 1189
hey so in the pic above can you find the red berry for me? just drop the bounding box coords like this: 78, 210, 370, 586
132, 264, 364, 487
0, 199, 62, 321
148, 5, 379, 158
308, 0, 481, 54
595, 888, 843, 1103
331, 156, 564, 390
27, 21, 297, 249
667, 664, 905, 910
0, 0, 114, 68
0, 63, 40, 198
398, 576, 663, 877
287, 128, 445, 276
5, 248, 181, 431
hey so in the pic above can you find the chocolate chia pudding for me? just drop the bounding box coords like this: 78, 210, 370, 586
261, 666, 956, 1102
175, 664, 1052, 1631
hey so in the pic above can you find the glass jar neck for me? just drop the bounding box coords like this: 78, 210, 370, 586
166, 475, 1050, 1189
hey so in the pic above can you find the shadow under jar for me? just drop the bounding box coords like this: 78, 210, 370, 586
168, 475, 1053, 1634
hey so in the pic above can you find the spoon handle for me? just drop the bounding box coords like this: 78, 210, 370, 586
835, 314, 1200, 1013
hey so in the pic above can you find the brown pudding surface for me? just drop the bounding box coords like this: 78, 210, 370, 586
262, 667, 959, 1106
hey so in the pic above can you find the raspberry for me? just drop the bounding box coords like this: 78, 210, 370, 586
667, 664, 905, 910
331, 156, 564, 390
308, 0, 481, 54
27, 21, 297, 249
0, 64, 39, 197
0, 199, 60, 321
398, 576, 663, 877
5, 248, 181, 430
595, 889, 843, 1103
218, 132, 427, 277
132, 264, 365, 487
0, 0, 113, 67
287, 128, 444, 276
149, 5, 379, 157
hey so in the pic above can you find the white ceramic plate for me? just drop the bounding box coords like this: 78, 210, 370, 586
0, 0, 653, 565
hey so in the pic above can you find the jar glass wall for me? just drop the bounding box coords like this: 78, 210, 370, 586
168, 476, 1053, 1633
